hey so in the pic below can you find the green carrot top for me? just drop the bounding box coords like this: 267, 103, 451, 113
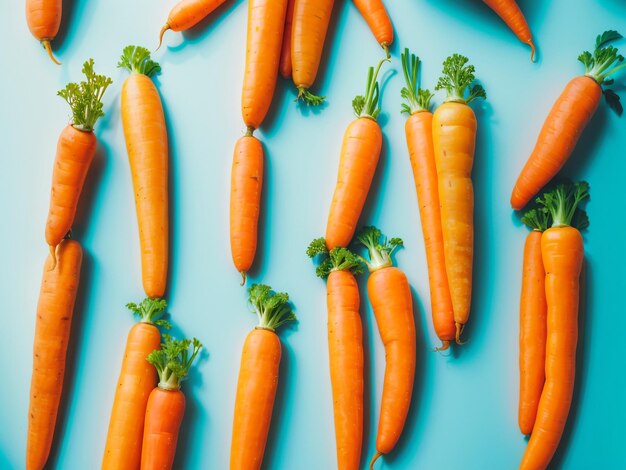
521, 208, 550, 232
536, 181, 590, 229
57, 59, 112, 132
353, 57, 390, 120
118, 45, 161, 77
579, 30, 624, 115
147, 335, 202, 391
401, 48, 434, 115
356, 226, 403, 272
126, 298, 171, 329
306, 238, 365, 279
435, 53, 486, 104
248, 284, 297, 332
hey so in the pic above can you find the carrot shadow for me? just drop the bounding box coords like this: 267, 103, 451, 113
53, 0, 80, 54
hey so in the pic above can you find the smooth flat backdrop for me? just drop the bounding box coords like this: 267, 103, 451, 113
1, 0, 625, 469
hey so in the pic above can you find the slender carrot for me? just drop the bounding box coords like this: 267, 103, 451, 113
230, 284, 296, 470
119, 46, 169, 299
482, 0, 535, 60
26, 0, 62, 64
520, 182, 589, 470
279, 0, 296, 79
352, 0, 393, 55
26, 238, 82, 470
510, 31, 624, 211
158, 0, 228, 48
400, 49, 455, 350
102, 299, 169, 470
432, 54, 486, 343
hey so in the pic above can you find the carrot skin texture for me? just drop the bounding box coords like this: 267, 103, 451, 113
166, 0, 227, 32
102, 322, 161, 470
511, 77, 601, 210
26, 0, 61, 40
230, 329, 281, 470
327, 270, 363, 470
520, 227, 583, 470
326, 118, 382, 250
405, 112, 455, 343
27, 239, 82, 470
518, 230, 547, 435
368, 267, 416, 454
482, 0, 533, 46
45, 125, 96, 248
279, 0, 296, 79
121, 73, 169, 299
352, 0, 393, 46
140, 388, 186, 470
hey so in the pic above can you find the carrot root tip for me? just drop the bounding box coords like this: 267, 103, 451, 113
369, 451, 383, 469
528, 40, 537, 63
48, 245, 58, 270
435, 340, 450, 352
455, 322, 466, 345
245, 125, 255, 137
240, 271, 247, 286
42, 40, 61, 65
381, 42, 390, 59
157, 24, 170, 51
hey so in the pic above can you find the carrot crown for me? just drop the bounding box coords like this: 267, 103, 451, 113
57, 59, 112, 132
147, 335, 202, 391
306, 238, 365, 279
118, 45, 161, 77
400, 48, 434, 115
435, 54, 486, 104
126, 298, 171, 329
248, 284, 296, 331
536, 181, 590, 229
353, 57, 390, 120
356, 226, 403, 272
521, 208, 550, 232
579, 30, 624, 115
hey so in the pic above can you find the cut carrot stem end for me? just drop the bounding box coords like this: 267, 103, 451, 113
42, 40, 61, 65
157, 24, 170, 51
529, 41, 537, 62
370, 451, 383, 469
435, 340, 450, 352
240, 271, 247, 286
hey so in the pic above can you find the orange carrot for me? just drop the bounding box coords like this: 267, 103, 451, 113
102, 298, 168, 470
279, 0, 296, 79
27, 238, 82, 470
520, 182, 589, 470
482, 0, 535, 60
432, 54, 486, 343
26, 0, 62, 64
400, 49, 455, 350
230, 284, 296, 470
158, 0, 228, 48
119, 46, 169, 299
352, 0, 392, 55
141, 336, 202, 470
511, 31, 624, 210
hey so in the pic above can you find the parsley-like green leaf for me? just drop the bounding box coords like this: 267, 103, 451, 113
118, 45, 161, 77
147, 335, 203, 390
248, 284, 296, 331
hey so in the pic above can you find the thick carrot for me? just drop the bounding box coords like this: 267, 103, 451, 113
510, 31, 624, 211
482, 0, 535, 60
46, 60, 112, 253
433, 54, 486, 343
307, 241, 365, 469
279, 0, 296, 79
352, 0, 393, 55
141, 336, 202, 470
119, 46, 169, 299
357, 227, 415, 469
102, 298, 168, 470
325, 59, 388, 250
25, 0, 62, 64
291, 0, 334, 105
401, 49, 455, 350
230, 284, 296, 470
520, 182, 589, 470
26, 238, 82, 470
518, 209, 549, 436
158, 0, 228, 48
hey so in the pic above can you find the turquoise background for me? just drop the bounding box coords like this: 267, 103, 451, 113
1, 0, 625, 468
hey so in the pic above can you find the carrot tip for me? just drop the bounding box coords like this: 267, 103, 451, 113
455, 322, 466, 345
435, 340, 450, 352
528, 40, 537, 63
157, 24, 170, 51
42, 40, 61, 65
48, 245, 58, 270
369, 451, 383, 469
381, 42, 390, 59
240, 271, 247, 286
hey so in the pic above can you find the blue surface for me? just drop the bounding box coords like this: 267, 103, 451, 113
1, 0, 625, 468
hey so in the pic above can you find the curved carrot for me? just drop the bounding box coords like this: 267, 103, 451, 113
482, 0, 535, 60
26, 0, 62, 64
230, 284, 296, 470
433, 54, 486, 343
279, 0, 296, 79
102, 298, 168, 470
511, 31, 624, 211
26, 238, 82, 470
352, 0, 393, 55
401, 49, 455, 349
119, 46, 169, 299
158, 0, 228, 48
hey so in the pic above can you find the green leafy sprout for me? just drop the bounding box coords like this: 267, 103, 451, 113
248, 284, 297, 331
147, 335, 202, 391
118, 45, 161, 77
356, 226, 403, 272
578, 30, 625, 115
401, 48, 434, 115
126, 298, 171, 330
57, 59, 112, 131
306, 237, 365, 279
521, 208, 551, 232
296, 86, 326, 106
435, 53, 486, 104
353, 57, 390, 120
535, 181, 590, 229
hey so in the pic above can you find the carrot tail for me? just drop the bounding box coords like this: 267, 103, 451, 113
435, 340, 450, 352
49, 245, 57, 271
240, 271, 247, 286
157, 24, 170, 51
370, 451, 383, 469
42, 40, 61, 65
455, 322, 466, 345
529, 40, 536, 62
296, 86, 325, 106
382, 42, 390, 59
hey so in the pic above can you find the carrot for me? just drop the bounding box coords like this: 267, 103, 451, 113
230, 284, 296, 470
279, 0, 296, 79
307, 240, 365, 469
291, 0, 334, 105
520, 182, 589, 470
26, 0, 62, 64
141, 335, 202, 470
510, 31, 624, 211
482, 0, 535, 60
26, 238, 82, 470
102, 298, 169, 470
325, 58, 388, 250
46, 60, 112, 260
432, 54, 486, 343
158, 0, 228, 48
119, 46, 169, 299
518, 208, 549, 435
400, 49, 455, 350
352, 0, 393, 56
356, 227, 415, 469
